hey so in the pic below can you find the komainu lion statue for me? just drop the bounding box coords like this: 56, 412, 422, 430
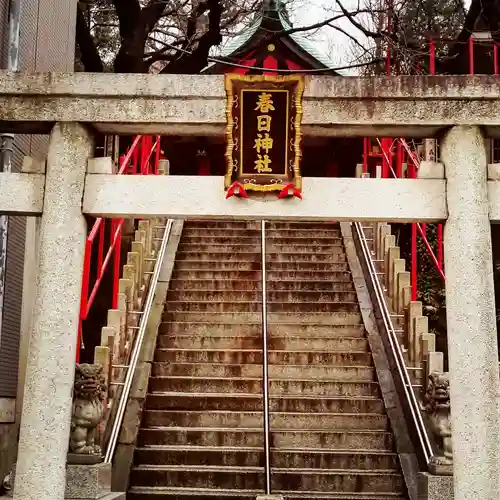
69, 363, 106, 455
422, 371, 453, 474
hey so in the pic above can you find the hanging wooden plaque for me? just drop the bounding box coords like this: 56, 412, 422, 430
224, 74, 304, 194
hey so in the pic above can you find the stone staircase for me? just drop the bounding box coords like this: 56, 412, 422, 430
127, 220, 408, 500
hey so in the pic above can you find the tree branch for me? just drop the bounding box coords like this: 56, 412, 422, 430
162, 0, 223, 73
76, 4, 104, 72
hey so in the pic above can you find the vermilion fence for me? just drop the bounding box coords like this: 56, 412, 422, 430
77, 135, 161, 362
363, 35, 500, 300
364, 137, 446, 301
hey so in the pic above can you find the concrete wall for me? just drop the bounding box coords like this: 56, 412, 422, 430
0, 0, 77, 481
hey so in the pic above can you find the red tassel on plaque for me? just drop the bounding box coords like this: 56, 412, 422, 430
278, 183, 302, 199
226, 182, 249, 199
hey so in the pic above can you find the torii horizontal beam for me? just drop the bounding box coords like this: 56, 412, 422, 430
82, 175, 447, 222
2, 73, 500, 137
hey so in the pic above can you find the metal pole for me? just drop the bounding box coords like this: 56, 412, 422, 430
0, 0, 21, 343
261, 219, 271, 494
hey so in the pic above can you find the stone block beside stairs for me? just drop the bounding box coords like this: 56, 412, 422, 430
418, 472, 453, 500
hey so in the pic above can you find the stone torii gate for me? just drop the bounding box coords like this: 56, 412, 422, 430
1, 72, 500, 500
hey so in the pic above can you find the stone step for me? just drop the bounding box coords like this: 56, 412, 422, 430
134, 446, 399, 470
266, 222, 340, 230
180, 236, 345, 245
154, 350, 371, 365
166, 290, 359, 303
267, 279, 354, 290
267, 261, 349, 270
130, 465, 405, 494
266, 229, 342, 238
137, 427, 395, 450
141, 411, 388, 430
174, 261, 260, 271
130, 219, 407, 500
151, 364, 375, 380
145, 393, 385, 413
157, 335, 369, 352
148, 377, 380, 396
163, 301, 360, 313
159, 322, 366, 338
163, 312, 363, 325
171, 268, 351, 279
266, 269, 351, 279
185, 220, 260, 229
178, 244, 346, 254
182, 229, 260, 238
171, 270, 261, 280
168, 279, 355, 291
128, 486, 406, 500
181, 228, 342, 238
175, 252, 347, 263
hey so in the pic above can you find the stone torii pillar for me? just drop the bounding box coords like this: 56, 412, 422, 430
14, 123, 94, 500
441, 125, 500, 500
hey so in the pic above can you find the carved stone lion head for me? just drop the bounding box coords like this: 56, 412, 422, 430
73, 363, 106, 402
423, 371, 450, 412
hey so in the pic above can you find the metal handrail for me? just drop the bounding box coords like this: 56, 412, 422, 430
353, 221, 433, 465
261, 220, 272, 494
104, 218, 174, 463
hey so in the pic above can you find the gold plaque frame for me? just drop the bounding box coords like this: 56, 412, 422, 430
224, 73, 305, 193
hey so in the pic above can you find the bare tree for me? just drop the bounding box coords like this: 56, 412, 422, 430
315, 0, 500, 75
75, 0, 500, 75
76, 0, 262, 73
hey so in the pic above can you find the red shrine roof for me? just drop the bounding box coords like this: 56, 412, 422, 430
202, 0, 338, 75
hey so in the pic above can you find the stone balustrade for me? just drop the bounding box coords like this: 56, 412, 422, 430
372, 222, 445, 384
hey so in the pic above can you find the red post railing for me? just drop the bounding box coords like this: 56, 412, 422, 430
77, 135, 161, 362
368, 136, 446, 302
364, 35, 500, 303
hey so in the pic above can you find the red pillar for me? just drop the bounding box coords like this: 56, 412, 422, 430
197, 149, 211, 176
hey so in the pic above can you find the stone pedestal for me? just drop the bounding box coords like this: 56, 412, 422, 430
418, 472, 453, 500
66, 464, 111, 500
4, 463, 124, 500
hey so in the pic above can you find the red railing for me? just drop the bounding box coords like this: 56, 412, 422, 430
364, 136, 446, 301
77, 135, 161, 362
362, 33, 500, 301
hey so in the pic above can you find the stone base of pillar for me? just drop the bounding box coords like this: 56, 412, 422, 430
66, 463, 111, 500
418, 472, 453, 500
5, 463, 125, 500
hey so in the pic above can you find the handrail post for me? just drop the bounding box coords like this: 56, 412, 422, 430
353, 222, 433, 464
261, 219, 271, 495
104, 219, 173, 463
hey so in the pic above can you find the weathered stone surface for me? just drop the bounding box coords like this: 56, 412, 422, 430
83, 176, 447, 222
418, 161, 444, 179
87, 157, 113, 175
2, 73, 500, 137
111, 444, 134, 492
0, 399, 15, 423
418, 472, 453, 500
65, 463, 111, 499
0, 172, 45, 215
14, 123, 94, 500
442, 125, 500, 500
